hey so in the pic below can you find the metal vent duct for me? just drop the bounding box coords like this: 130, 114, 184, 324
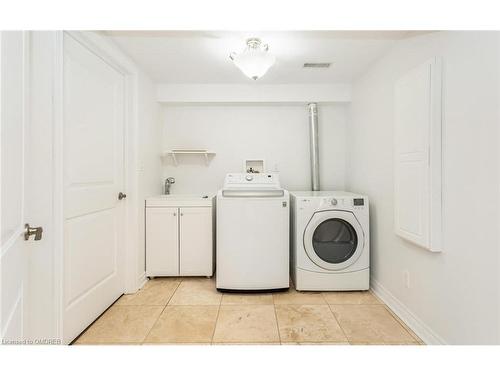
308, 103, 320, 191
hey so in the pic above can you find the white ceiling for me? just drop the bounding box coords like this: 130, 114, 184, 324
105, 31, 426, 84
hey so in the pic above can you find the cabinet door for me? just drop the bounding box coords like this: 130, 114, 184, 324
146, 207, 179, 276
394, 58, 442, 252
179, 207, 213, 276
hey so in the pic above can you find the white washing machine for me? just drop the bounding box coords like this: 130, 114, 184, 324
216, 173, 289, 290
290, 191, 369, 291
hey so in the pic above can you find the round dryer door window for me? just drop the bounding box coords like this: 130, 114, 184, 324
312, 218, 358, 264
303, 210, 365, 271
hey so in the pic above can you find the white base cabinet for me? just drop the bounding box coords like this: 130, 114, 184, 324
146, 207, 179, 276
146, 196, 213, 277
179, 207, 213, 276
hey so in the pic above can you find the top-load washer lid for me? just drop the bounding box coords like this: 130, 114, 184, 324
221, 173, 284, 197
303, 210, 365, 271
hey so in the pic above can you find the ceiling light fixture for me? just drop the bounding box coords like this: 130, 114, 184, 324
229, 38, 276, 80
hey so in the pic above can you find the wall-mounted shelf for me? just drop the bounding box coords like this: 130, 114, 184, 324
163, 149, 216, 166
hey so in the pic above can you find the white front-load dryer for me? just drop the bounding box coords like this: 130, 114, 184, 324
290, 191, 369, 291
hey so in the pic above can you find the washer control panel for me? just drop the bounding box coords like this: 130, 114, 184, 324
223, 173, 281, 189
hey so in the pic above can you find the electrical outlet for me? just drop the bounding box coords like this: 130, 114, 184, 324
403, 270, 410, 289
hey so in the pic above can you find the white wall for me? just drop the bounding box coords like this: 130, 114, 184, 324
136, 71, 163, 284
347, 31, 500, 344
161, 103, 348, 194
156, 84, 351, 103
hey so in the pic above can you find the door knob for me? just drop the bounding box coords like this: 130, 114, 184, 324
118, 192, 127, 200
24, 223, 43, 241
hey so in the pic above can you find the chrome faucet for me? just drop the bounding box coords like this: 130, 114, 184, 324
164, 177, 175, 195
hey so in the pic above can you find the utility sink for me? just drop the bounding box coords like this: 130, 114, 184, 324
146, 194, 214, 207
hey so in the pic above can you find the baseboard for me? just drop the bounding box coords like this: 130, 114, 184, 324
137, 272, 147, 290
370, 278, 447, 345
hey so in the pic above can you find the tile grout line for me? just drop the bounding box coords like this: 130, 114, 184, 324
210, 291, 223, 345
272, 303, 283, 345
272, 292, 290, 343
326, 303, 350, 344
141, 278, 183, 344
319, 292, 328, 304
167, 278, 184, 306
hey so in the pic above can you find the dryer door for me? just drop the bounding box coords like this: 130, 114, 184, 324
303, 210, 365, 271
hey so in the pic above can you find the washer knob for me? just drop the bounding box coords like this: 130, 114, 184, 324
330, 198, 338, 206
245, 175, 253, 181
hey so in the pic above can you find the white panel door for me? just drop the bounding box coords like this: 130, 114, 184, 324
0, 31, 29, 343
180, 207, 212, 276
146, 207, 179, 276
63, 34, 126, 343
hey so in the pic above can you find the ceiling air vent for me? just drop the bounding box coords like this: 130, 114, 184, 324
303, 63, 331, 68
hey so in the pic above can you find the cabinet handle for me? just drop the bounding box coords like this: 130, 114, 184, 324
173, 212, 177, 216
180, 213, 184, 216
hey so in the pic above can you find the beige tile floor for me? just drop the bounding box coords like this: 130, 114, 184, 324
74, 277, 423, 345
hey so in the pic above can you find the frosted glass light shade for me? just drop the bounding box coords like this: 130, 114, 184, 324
230, 38, 276, 80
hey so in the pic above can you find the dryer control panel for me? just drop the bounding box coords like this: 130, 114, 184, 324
295, 194, 368, 211
353, 198, 365, 206
319, 197, 366, 210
